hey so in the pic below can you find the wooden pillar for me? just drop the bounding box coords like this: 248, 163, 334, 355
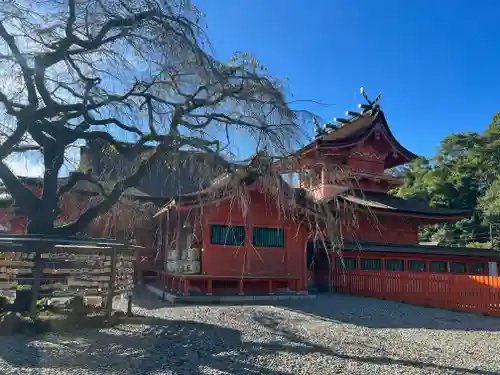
106, 248, 118, 319
268, 280, 274, 295
127, 294, 133, 316
175, 211, 182, 262
182, 279, 190, 295
206, 279, 213, 296
238, 279, 244, 295
161, 214, 168, 271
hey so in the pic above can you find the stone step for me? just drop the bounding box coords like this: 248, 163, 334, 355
145, 284, 316, 304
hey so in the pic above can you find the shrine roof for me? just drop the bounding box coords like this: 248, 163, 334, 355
0, 176, 151, 200
332, 189, 471, 219
154, 155, 318, 217
79, 140, 239, 200
339, 240, 500, 259
292, 111, 418, 169
283, 89, 420, 170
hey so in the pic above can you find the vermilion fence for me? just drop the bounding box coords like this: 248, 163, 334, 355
332, 270, 500, 316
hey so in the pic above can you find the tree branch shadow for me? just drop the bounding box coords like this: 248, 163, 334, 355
2, 289, 498, 374
0, 316, 293, 375
277, 293, 500, 332
250, 311, 496, 375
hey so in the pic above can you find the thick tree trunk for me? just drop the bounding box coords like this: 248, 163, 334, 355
12, 219, 59, 312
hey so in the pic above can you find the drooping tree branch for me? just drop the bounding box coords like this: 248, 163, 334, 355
57, 171, 108, 198
55, 140, 172, 235
0, 0, 311, 237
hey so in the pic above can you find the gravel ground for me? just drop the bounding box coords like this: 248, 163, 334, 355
0, 286, 499, 375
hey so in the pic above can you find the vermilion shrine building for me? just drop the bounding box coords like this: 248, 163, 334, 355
150, 98, 500, 297
2, 93, 500, 298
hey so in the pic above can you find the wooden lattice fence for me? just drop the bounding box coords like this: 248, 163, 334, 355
0, 235, 139, 315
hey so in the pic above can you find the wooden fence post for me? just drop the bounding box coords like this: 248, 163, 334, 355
106, 248, 117, 318
127, 293, 133, 316
29, 248, 43, 318
127, 249, 134, 316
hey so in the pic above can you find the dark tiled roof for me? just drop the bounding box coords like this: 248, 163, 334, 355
79, 140, 236, 200
0, 176, 150, 201
336, 189, 471, 217
156, 158, 471, 220
1, 141, 242, 204
318, 114, 376, 145
155, 158, 318, 217
339, 240, 500, 259
294, 112, 418, 169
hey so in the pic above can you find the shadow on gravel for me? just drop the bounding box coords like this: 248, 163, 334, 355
278, 293, 500, 332
251, 311, 497, 375
0, 316, 295, 375
0, 301, 495, 374
129, 285, 175, 310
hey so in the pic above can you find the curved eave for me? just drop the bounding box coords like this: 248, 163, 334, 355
332, 192, 472, 222
299, 112, 418, 169
356, 206, 472, 222
337, 241, 500, 260
376, 112, 418, 168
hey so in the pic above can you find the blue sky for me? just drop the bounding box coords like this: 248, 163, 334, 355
202, 0, 499, 157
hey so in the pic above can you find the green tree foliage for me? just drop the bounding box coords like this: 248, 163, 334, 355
393, 113, 500, 247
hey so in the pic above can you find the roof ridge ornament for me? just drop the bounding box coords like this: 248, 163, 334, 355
313, 87, 382, 139
358, 87, 382, 116
312, 117, 328, 138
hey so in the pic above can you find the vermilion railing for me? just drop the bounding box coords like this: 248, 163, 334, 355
332, 270, 500, 316
157, 271, 301, 296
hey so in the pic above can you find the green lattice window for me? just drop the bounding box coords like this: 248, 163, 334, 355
335, 257, 357, 270
450, 262, 466, 273
470, 262, 486, 275
430, 261, 447, 273
385, 259, 404, 271
210, 225, 245, 246
407, 260, 426, 272
252, 227, 285, 248
360, 258, 382, 270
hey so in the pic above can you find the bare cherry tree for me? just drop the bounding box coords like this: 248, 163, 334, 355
0, 0, 310, 236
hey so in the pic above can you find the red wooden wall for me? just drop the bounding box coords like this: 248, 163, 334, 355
0, 185, 87, 234
200, 189, 309, 289
342, 214, 419, 244
346, 137, 391, 174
